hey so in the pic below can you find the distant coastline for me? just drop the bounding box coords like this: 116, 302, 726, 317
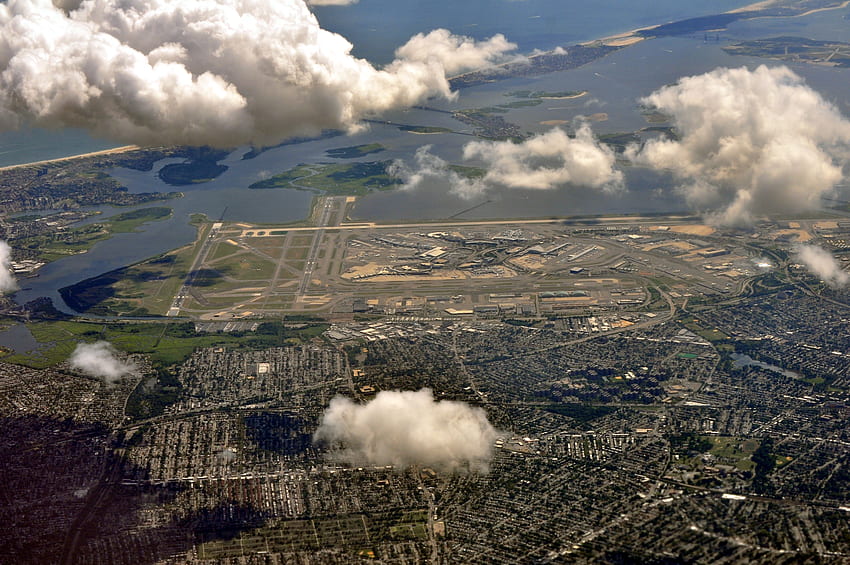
450, 0, 850, 88
0, 145, 139, 172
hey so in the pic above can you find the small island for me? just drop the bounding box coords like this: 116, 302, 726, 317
452, 109, 524, 140
325, 143, 386, 158
398, 125, 453, 134
447, 165, 487, 180
14, 206, 173, 264
249, 161, 400, 195
506, 90, 588, 100
157, 148, 231, 186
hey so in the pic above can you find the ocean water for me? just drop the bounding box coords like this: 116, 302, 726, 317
0, 128, 121, 169
313, 0, 754, 63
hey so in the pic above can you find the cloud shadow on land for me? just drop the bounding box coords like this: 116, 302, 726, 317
0, 415, 277, 565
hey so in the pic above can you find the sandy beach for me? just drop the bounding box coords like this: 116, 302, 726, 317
587, 0, 845, 49
729, 0, 781, 13
0, 144, 139, 172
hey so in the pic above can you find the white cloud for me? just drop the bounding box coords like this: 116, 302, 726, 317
794, 244, 849, 288
0, 240, 18, 293
391, 125, 622, 198
314, 389, 497, 472
0, 0, 517, 147
463, 124, 622, 194
388, 145, 484, 196
628, 65, 850, 225
69, 341, 137, 384
394, 29, 521, 76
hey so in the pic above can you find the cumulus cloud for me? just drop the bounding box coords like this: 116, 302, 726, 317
69, 341, 137, 384
0, 240, 18, 293
389, 145, 484, 196
0, 0, 517, 147
794, 244, 849, 288
628, 65, 850, 225
314, 389, 497, 472
464, 124, 622, 193
394, 30, 520, 76
391, 125, 622, 198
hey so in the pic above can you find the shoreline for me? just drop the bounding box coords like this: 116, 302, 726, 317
584, 0, 846, 48
0, 145, 140, 172
0, 0, 844, 173
454, 0, 767, 82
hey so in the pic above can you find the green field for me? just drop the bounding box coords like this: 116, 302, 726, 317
498, 99, 544, 109
157, 148, 231, 185
390, 510, 430, 540
209, 241, 240, 262
249, 161, 400, 195
59, 242, 195, 317
1, 319, 329, 369
285, 247, 309, 261
448, 165, 487, 180
707, 436, 759, 471
227, 256, 278, 281
679, 317, 730, 342
15, 207, 172, 263
325, 143, 385, 158
398, 125, 453, 134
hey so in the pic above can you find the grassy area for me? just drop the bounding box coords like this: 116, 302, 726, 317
398, 125, 453, 134
498, 100, 543, 109
157, 148, 231, 185
290, 235, 313, 247
208, 241, 241, 262
248, 161, 400, 195
679, 317, 730, 342
228, 256, 277, 281
448, 165, 487, 179
2, 319, 330, 369
706, 436, 758, 471
60, 243, 195, 316
107, 207, 173, 232
59, 221, 216, 317
15, 207, 172, 263
2, 321, 100, 368
285, 247, 309, 261
325, 143, 385, 158
641, 286, 667, 311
